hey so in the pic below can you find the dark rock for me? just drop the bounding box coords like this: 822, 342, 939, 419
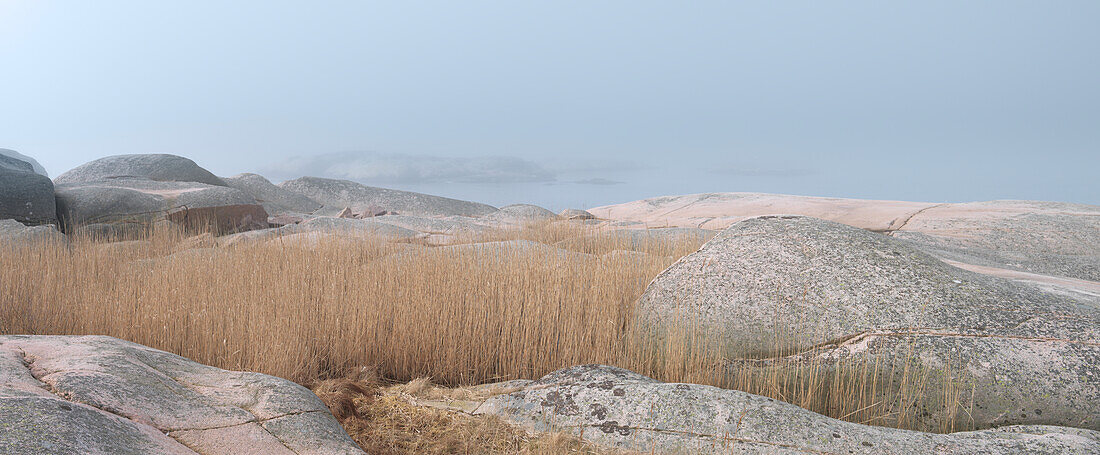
0, 152, 57, 225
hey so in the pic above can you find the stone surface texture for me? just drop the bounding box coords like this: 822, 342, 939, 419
589, 192, 1100, 294
0, 219, 68, 247
0, 152, 57, 225
279, 176, 497, 217
222, 173, 322, 216
475, 364, 1100, 455
0, 335, 364, 455
54, 154, 227, 187
638, 215, 1099, 431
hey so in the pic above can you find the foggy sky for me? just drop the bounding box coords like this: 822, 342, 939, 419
2, 1, 1097, 210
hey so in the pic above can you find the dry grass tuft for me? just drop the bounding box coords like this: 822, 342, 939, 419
312, 377, 634, 455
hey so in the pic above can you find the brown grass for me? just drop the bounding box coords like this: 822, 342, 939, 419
0, 221, 973, 453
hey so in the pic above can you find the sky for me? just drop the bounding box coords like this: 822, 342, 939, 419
1, 1, 1097, 210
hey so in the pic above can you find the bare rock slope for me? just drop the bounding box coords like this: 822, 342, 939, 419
53, 155, 268, 235
0, 335, 363, 455
222, 173, 322, 216
279, 176, 498, 218
476, 364, 1100, 454
54, 154, 227, 187
590, 192, 1100, 294
638, 215, 1099, 432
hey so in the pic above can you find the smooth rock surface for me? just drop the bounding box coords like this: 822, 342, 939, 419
223, 173, 322, 216
279, 176, 497, 217
0, 148, 48, 176
292, 216, 422, 240
638, 215, 1100, 431
590, 192, 1100, 291
480, 204, 559, 226
55, 154, 227, 187
0, 152, 57, 225
0, 335, 363, 455
0, 219, 68, 247
55, 178, 266, 234
475, 364, 1100, 454
559, 208, 596, 220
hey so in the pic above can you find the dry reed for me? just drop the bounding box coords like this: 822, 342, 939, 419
0, 222, 972, 445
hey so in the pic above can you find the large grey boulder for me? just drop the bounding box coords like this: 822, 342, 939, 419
638, 215, 1099, 431
0, 152, 57, 225
364, 214, 491, 236
291, 216, 422, 240
0, 148, 48, 176
0, 219, 68, 247
54, 154, 227, 187
479, 204, 559, 226
55, 178, 267, 235
555, 227, 715, 255
0, 335, 364, 455
279, 176, 497, 218
222, 173, 322, 216
475, 364, 1100, 454
559, 208, 596, 220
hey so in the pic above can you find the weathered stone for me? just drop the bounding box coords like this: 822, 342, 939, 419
480, 204, 559, 226
55, 178, 266, 235
222, 173, 322, 216
0, 219, 68, 248
54, 154, 227, 187
0, 151, 57, 225
559, 208, 596, 220
292, 216, 422, 240
279, 176, 497, 217
366, 215, 491, 236
475, 364, 1100, 455
0, 148, 48, 177
891, 201, 1100, 282
590, 193, 1100, 293
0, 335, 364, 454
638, 215, 1099, 431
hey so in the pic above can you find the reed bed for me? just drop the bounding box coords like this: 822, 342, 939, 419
0, 222, 972, 447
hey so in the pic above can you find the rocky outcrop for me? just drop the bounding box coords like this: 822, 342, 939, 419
555, 228, 714, 255
54, 179, 267, 235
480, 204, 559, 226
364, 215, 491, 236
291, 217, 422, 240
0, 148, 49, 177
0, 335, 364, 455
589, 193, 1100, 293
589, 192, 931, 232
0, 219, 68, 247
222, 173, 322, 216
890, 201, 1100, 283
637, 215, 1099, 431
0, 151, 57, 226
559, 208, 596, 220
54, 154, 227, 187
279, 176, 497, 218
475, 364, 1100, 454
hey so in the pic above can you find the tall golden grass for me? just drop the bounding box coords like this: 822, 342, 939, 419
0, 222, 971, 436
